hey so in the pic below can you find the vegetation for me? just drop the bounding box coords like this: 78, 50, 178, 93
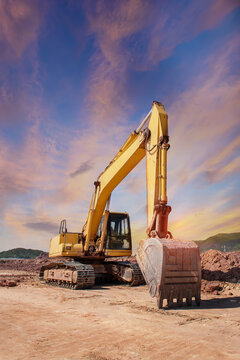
0, 248, 47, 259
195, 233, 240, 252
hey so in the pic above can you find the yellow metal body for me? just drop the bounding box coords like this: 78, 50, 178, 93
49, 101, 169, 259
49, 232, 132, 258
146, 103, 168, 224
49, 233, 83, 258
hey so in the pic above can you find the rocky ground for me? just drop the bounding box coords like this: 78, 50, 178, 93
0, 250, 239, 360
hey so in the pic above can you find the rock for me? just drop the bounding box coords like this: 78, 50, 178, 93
204, 281, 221, 293
0, 279, 18, 287
7, 280, 17, 287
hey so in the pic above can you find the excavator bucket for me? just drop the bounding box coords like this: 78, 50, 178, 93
136, 237, 201, 308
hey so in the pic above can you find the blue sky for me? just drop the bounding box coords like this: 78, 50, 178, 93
0, 0, 240, 252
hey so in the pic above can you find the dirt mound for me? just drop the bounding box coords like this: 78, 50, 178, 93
201, 249, 240, 282
0, 257, 50, 273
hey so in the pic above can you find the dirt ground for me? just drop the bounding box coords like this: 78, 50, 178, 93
0, 271, 240, 360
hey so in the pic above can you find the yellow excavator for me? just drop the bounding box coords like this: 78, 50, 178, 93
40, 101, 201, 308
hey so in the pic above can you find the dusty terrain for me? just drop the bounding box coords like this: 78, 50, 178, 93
0, 251, 240, 360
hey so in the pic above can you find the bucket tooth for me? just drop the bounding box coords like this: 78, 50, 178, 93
186, 297, 192, 306
177, 299, 183, 307
195, 296, 201, 307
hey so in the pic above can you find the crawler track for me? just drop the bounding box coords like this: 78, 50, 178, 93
105, 261, 145, 286
40, 259, 145, 289
39, 260, 95, 289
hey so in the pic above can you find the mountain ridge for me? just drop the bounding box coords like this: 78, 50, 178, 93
195, 232, 240, 252
0, 248, 48, 259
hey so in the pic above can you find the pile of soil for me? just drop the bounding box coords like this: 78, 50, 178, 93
201, 249, 240, 282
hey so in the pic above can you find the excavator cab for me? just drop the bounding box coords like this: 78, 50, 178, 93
97, 212, 132, 255
107, 212, 131, 250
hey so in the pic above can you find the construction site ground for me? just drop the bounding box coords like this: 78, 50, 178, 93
0, 270, 239, 360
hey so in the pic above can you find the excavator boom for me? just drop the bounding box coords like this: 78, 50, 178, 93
83, 102, 172, 249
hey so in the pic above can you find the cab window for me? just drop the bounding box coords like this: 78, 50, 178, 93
106, 213, 131, 250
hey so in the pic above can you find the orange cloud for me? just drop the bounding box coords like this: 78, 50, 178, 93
170, 201, 240, 241
205, 156, 240, 184
0, 123, 45, 198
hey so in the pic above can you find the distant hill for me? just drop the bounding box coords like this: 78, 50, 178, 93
195, 233, 240, 253
0, 248, 48, 259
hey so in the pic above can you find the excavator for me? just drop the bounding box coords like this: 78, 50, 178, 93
40, 101, 201, 308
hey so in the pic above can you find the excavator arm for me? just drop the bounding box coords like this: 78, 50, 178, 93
83, 101, 171, 251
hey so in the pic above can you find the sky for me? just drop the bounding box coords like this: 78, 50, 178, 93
0, 0, 240, 252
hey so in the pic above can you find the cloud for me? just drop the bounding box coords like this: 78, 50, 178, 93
82, 0, 154, 124
47, 122, 133, 205
170, 200, 240, 241
85, 0, 239, 72
0, 0, 46, 127
3, 205, 59, 250
70, 161, 93, 178
84, 54, 131, 124
204, 156, 240, 184
147, 0, 239, 65
24, 221, 58, 233
0, 122, 47, 197
83, 0, 239, 127
0, 0, 45, 60
85, 0, 152, 68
